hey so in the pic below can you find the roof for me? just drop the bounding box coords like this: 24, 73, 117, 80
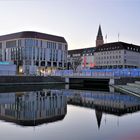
0, 114, 65, 126
68, 47, 95, 55
97, 25, 103, 37
95, 41, 140, 52
0, 31, 67, 43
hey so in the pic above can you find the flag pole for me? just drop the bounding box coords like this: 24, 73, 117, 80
118, 33, 120, 42
105, 34, 107, 43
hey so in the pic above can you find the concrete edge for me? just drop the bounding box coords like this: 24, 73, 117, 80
111, 85, 140, 98
0, 82, 66, 86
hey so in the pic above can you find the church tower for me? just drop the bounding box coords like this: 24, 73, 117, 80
96, 25, 104, 47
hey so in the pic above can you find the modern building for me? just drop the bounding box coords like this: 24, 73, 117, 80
94, 41, 140, 69
0, 31, 68, 75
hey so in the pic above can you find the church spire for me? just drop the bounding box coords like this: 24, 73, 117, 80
97, 25, 102, 37
96, 25, 104, 47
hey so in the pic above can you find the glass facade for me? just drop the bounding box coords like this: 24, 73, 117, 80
0, 43, 2, 61
0, 37, 67, 74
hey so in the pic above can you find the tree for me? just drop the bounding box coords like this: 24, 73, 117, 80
68, 56, 82, 72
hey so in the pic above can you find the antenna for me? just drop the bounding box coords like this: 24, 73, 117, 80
118, 33, 120, 42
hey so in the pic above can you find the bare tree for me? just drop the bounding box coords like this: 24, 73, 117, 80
68, 56, 82, 72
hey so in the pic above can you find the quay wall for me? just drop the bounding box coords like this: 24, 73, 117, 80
0, 76, 65, 85
66, 77, 140, 86
68, 77, 110, 85
2, 76, 140, 86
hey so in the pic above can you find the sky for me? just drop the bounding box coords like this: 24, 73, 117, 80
0, 0, 140, 50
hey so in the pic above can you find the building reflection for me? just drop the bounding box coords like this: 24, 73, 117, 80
0, 90, 67, 126
0, 88, 140, 128
64, 90, 140, 115
63, 89, 140, 128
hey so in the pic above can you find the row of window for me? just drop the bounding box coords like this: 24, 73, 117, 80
96, 60, 122, 64
96, 50, 121, 55
82, 53, 94, 56
4, 47, 67, 63
3, 39, 66, 50
127, 46, 140, 52
95, 65, 138, 69
97, 46, 140, 52
98, 46, 121, 51
96, 60, 139, 65
70, 52, 94, 57
96, 55, 121, 60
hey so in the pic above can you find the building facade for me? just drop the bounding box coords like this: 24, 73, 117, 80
68, 47, 95, 70
0, 31, 68, 74
94, 41, 140, 69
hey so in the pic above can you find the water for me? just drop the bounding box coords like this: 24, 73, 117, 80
0, 85, 140, 140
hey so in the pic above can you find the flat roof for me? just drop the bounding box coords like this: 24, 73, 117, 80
0, 31, 67, 43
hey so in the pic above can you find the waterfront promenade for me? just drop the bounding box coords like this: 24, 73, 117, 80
0, 68, 140, 97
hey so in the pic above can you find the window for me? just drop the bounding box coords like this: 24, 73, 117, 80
25, 39, 34, 47
58, 43, 62, 50
6, 40, 16, 48
124, 59, 126, 63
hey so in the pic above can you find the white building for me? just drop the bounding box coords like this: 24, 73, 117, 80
94, 41, 140, 69
0, 31, 68, 75
94, 25, 140, 69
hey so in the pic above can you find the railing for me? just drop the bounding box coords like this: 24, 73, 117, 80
51, 69, 140, 78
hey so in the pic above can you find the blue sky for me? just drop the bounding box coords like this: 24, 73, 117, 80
0, 0, 139, 49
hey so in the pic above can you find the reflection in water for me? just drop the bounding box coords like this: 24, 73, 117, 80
64, 89, 140, 129
0, 90, 67, 126
69, 84, 109, 91
65, 90, 140, 115
95, 110, 102, 129
0, 87, 140, 129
